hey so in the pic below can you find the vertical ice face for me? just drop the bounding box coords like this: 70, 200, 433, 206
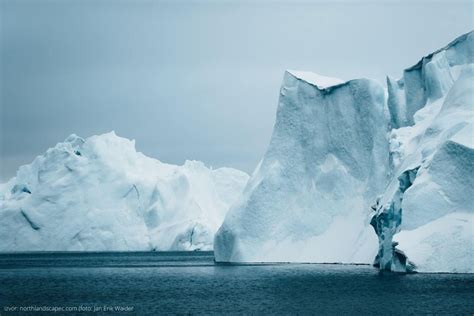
387, 32, 474, 129
371, 32, 474, 273
0, 132, 249, 252
214, 71, 390, 263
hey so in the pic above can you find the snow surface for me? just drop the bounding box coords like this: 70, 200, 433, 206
286, 70, 345, 89
0, 132, 249, 252
215, 31, 474, 273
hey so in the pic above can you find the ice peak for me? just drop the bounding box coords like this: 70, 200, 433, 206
89, 131, 136, 148
183, 160, 207, 170
286, 70, 345, 89
405, 30, 473, 72
95, 130, 121, 141
64, 134, 85, 147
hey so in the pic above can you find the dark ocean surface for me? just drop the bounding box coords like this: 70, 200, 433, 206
0, 252, 473, 315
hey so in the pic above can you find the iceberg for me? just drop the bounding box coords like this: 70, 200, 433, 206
371, 32, 474, 273
215, 31, 474, 273
0, 132, 249, 252
214, 71, 390, 263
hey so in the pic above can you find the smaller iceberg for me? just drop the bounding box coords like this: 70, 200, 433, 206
0, 132, 249, 252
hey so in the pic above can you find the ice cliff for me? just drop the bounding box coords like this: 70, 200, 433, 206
371, 32, 474, 273
215, 31, 473, 273
215, 71, 389, 263
0, 132, 249, 251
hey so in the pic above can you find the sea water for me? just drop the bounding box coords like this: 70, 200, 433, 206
1, 252, 473, 315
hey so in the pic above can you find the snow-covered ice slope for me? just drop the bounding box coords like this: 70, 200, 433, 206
0, 132, 248, 252
214, 71, 390, 263
215, 31, 473, 272
372, 32, 474, 273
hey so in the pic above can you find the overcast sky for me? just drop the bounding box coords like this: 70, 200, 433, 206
1, 0, 473, 181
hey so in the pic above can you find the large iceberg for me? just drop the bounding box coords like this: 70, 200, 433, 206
215, 71, 390, 263
215, 31, 473, 273
0, 132, 249, 252
371, 32, 474, 273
